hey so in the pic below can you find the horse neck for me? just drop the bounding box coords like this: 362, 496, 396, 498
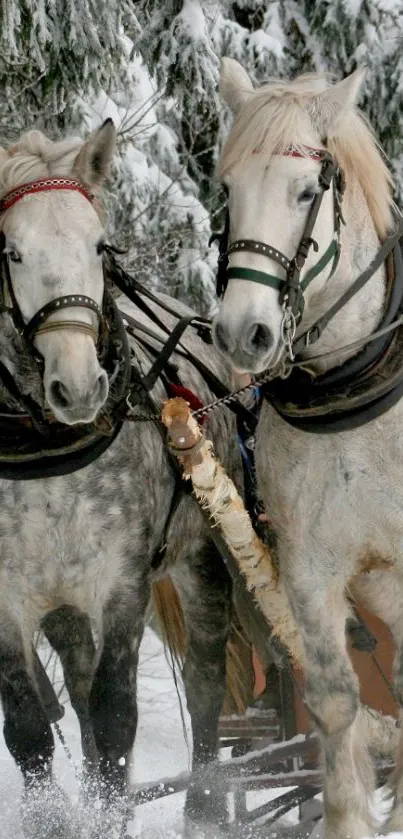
301, 191, 386, 374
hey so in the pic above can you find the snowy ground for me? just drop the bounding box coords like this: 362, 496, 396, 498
0, 628, 192, 839
0, 627, 401, 839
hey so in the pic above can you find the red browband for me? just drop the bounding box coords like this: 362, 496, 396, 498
0, 178, 94, 213
252, 144, 325, 160
281, 145, 325, 160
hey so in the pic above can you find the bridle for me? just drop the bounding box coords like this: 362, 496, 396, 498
0, 175, 134, 460
212, 145, 346, 359
0, 177, 105, 352
213, 146, 403, 370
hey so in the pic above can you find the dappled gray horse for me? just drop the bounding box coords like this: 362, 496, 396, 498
0, 123, 241, 836
214, 58, 403, 838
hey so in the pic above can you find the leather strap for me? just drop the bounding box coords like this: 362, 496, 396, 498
226, 239, 340, 294
301, 239, 340, 290
227, 239, 291, 271
293, 219, 403, 356
24, 295, 102, 342
227, 266, 284, 290
212, 149, 342, 321
139, 314, 199, 393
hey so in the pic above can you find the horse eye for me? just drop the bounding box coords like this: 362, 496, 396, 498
96, 241, 105, 255
8, 248, 22, 264
298, 188, 316, 204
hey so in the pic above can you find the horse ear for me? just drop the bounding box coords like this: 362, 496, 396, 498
309, 68, 366, 136
219, 58, 254, 114
73, 119, 116, 189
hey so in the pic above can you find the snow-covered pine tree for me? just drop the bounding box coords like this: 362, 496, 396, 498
0, 0, 136, 140
133, 0, 403, 309
131, 1, 289, 310
280, 0, 403, 200
1, 0, 402, 312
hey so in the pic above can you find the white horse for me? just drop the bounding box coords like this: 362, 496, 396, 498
214, 57, 403, 839
0, 123, 244, 839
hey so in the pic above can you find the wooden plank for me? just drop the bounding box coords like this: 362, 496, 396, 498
243, 785, 319, 826
219, 713, 279, 726
219, 725, 280, 737
233, 770, 321, 791
219, 735, 319, 777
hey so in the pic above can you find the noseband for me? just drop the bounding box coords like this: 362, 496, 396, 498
212, 146, 346, 357
0, 178, 104, 349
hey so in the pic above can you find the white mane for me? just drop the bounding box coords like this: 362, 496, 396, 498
219, 73, 394, 240
0, 130, 83, 194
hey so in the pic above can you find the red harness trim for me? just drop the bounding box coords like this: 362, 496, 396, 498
0, 178, 94, 213
253, 144, 325, 160
167, 383, 207, 425
281, 145, 325, 160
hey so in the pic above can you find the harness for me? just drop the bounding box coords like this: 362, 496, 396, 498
212, 145, 403, 432
0, 179, 136, 478
0, 177, 258, 480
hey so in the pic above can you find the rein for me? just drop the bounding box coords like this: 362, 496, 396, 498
292, 218, 403, 356
103, 251, 259, 431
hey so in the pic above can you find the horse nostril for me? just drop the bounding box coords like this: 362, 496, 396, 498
49, 379, 70, 409
246, 323, 273, 353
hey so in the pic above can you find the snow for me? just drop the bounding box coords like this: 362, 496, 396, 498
0, 626, 401, 838
0, 628, 192, 839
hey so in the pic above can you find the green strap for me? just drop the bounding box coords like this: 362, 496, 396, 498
226, 267, 284, 290
227, 239, 340, 293
301, 239, 339, 290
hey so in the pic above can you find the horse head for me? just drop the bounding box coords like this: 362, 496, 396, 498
0, 120, 116, 424
213, 59, 393, 376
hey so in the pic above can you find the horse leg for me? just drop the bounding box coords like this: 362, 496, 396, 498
0, 624, 54, 783
171, 540, 232, 830
0, 623, 81, 838
88, 578, 149, 799
285, 576, 375, 839
353, 569, 403, 831
41, 606, 98, 768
